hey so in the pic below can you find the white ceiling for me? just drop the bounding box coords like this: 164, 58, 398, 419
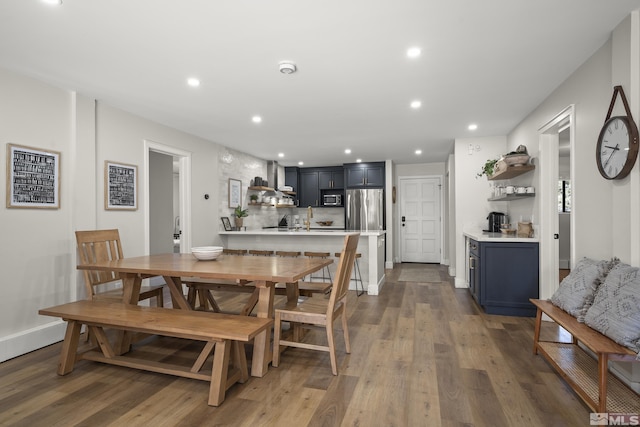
2, 1, 640, 167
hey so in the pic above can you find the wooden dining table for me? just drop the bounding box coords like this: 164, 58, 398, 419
77, 252, 333, 377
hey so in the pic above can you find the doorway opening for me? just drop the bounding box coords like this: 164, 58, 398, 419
144, 140, 192, 256
538, 105, 575, 299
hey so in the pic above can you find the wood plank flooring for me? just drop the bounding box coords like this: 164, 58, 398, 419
0, 264, 592, 426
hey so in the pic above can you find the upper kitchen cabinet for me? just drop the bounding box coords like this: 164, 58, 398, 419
318, 167, 344, 190
299, 169, 320, 207
298, 166, 345, 207
345, 162, 385, 188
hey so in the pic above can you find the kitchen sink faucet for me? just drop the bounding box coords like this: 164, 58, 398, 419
305, 206, 313, 231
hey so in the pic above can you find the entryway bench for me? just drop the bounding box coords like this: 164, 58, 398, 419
530, 299, 640, 412
39, 300, 272, 406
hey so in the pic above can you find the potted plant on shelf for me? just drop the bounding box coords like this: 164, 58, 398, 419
249, 194, 259, 205
477, 158, 499, 179
233, 205, 248, 228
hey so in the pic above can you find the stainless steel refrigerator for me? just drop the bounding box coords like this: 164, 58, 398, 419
346, 188, 384, 231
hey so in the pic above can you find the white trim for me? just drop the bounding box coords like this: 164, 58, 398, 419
538, 105, 575, 300
0, 320, 66, 362
143, 140, 192, 255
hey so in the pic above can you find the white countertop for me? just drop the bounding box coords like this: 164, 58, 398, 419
463, 227, 538, 243
220, 229, 386, 237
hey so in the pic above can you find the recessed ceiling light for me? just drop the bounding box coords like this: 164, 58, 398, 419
345, 149, 351, 154
42, 0, 62, 5
410, 100, 422, 109
252, 116, 262, 123
187, 78, 200, 87
407, 47, 421, 58
356, 159, 362, 163
468, 123, 478, 131
298, 161, 304, 166
415, 149, 422, 155
278, 153, 284, 158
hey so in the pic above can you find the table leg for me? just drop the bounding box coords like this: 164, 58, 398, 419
163, 276, 192, 310
117, 274, 142, 354
251, 280, 275, 377
285, 282, 299, 308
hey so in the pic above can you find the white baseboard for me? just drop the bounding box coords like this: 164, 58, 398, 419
1, 320, 66, 363
454, 276, 467, 289
367, 273, 386, 296
385, 261, 394, 269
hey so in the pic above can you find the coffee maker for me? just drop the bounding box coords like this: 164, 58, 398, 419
486, 211, 507, 232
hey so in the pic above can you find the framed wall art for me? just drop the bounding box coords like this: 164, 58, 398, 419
221, 216, 232, 231
105, 161, 137, 210
228, 178, 241, 208
6, 143, 60, 209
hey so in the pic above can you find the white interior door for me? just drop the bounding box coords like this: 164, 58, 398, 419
400, 176, 441, 263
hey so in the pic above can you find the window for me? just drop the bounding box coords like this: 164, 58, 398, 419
558, 180, 571, 212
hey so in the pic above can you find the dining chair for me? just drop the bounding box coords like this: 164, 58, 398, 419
75, 229, 164, 306
272, 233, 359, 375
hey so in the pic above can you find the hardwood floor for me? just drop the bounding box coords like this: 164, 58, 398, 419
0, 264, 591, 426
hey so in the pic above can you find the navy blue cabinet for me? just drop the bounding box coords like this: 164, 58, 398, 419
345, 162, 384, 188
472, 240, 539, 317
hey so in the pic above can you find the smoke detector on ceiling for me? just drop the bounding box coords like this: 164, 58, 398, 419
279, 62, 297, 74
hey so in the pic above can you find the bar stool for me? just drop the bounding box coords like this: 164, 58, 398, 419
223, 249, 247, 255
335, 252, 364, 296
275, 251, 301, 257
249, 250, 274, 256
304, 251, 332, 283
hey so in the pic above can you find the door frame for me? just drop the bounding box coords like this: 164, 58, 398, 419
538, 105, 575, 299
144, 140, 192, 255
397, 174, 444, 264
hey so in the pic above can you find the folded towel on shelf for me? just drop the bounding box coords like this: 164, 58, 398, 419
279, 186, 293, 191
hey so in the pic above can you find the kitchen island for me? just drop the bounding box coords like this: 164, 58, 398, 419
463, 228, 539, 316
219, 229, 386, 295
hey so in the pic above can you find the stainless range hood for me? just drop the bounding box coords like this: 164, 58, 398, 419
263, 160, 285, 197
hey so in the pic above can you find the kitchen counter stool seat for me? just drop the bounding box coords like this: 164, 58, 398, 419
249, 250, 274, 256
222, 249, 247, 255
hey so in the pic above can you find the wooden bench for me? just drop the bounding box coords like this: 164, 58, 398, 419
39, 300, 272, 406
531, 299, 640, 412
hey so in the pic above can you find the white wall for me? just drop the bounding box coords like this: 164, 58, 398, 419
453, 136, 507, 287
0, 68, 231, 361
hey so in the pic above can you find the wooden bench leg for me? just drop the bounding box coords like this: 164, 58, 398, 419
232, 341, 249, 383
58, 320, 82, 375
209, 339, 231, 406
598, 353, 609, 412
533, 307, 542, 355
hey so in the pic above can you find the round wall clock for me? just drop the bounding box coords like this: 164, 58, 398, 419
596, 86, 639, 180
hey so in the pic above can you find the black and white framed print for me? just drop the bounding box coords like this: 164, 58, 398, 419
221, 216, 232, 231
7, 143, 60, 209
105, 161, 137, 210
228, 178, 241, 208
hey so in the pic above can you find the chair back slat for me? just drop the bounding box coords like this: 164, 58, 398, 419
327, 233, 360, 313
75, 229, 124, 298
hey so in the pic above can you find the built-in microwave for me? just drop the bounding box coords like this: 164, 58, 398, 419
323, 194, 342, 206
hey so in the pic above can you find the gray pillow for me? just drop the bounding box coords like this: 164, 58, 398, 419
550, 257, 615, 322
584, 262, 640, 354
